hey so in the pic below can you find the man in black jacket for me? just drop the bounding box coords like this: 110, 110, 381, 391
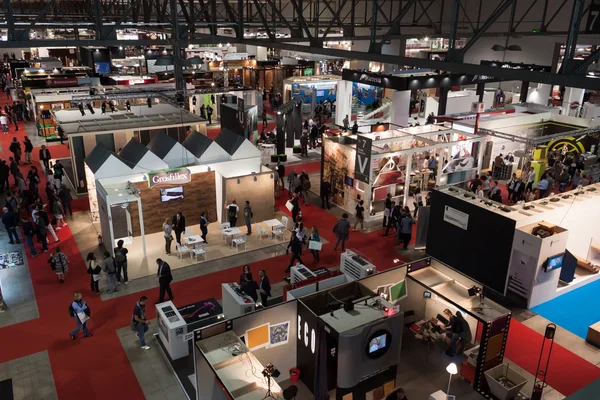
171, 212, 186, 245
33, 212, 48, 252
156, 258, 174, 303
21, 216, 37, 256
383, 193, 393, 228
258, 270, 271, 307
241, 272, 259, 302
58, 184, 73, 216
2, 206, 20, 244
39, 145, 51, 171
320, 180, 331, 209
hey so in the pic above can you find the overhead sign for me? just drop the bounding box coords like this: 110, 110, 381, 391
148, 168, 192, 188
443, 205, 469, 230
46, 78, 78, 88
354, 135, 373, 184
587, 1, 600, 33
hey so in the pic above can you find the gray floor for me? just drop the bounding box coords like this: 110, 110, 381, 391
0, 223, 39, 329
0, 350, 58, 400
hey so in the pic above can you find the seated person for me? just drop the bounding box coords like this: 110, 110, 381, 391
267, 130, 276, 143
386, 388, 408, 400
259, 129, 267, 142
443, 308, 470, 356
240, 272, 259, 302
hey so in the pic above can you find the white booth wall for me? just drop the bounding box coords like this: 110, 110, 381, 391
335, 80, 353, 127
424, 90, 494, 116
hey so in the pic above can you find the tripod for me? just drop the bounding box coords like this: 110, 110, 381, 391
262, 374, 277, 400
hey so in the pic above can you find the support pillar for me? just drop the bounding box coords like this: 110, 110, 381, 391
276, 113, 285, 154
285, 112, 295, 147
335, 80, 353, 127
294, 102, 303, 139
390, 90, 411, 126
527, 83, 552, 106
438, 88, 449, 116
519, 82, 530, 104
562, 87, 585, 116
476, 83, 485, 102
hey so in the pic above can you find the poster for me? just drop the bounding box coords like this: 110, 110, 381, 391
355, 135, 373, 184
269, 321, 290, 347
443, 142, 477, 173
177, 298, 222, 325
246, 323, 270, 350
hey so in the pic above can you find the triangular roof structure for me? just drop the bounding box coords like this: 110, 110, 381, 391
214, 128, 260, 159
182, 130, 230, 163
147, 131, 196, 168
84, 144, 133, 179
119, 138, 169, 172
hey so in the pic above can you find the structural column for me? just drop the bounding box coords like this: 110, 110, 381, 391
438, 88, 450, 116
335, 81, 353, 127
390, 90, 410, 126
519, 82, 530, 104
561, 87, 585, 116
276, 113, 285, 154
476, 83, 485, 102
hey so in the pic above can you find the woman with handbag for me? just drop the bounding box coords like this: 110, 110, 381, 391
86, 253, 102, 294
163, 218, 173, 255
69, 292, 92, 339
51, 246, 69, 283
308, 226, 321, 263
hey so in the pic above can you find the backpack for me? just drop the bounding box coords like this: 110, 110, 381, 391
228, 205, 237, 219
68, 303, 75, 317
114, 248, 126, 265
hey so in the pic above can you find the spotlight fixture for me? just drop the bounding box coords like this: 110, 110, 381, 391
237, 178, 241, 184
254, 176, 257, 182
467, 286, 481, 297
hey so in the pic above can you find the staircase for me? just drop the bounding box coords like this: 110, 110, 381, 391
507, 275, 529, 298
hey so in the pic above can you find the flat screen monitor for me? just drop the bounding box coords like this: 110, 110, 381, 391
316, 90, 325, 97
365, 330, 391, 359
559, 250, 577, 283
345, 176, 354, 186
544, 253, 564, 272
160, 186, 184, 202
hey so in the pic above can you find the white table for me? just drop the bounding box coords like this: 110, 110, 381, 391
263, 219, 284, 229
184, 235, 204, 248
222, 227, 243, 246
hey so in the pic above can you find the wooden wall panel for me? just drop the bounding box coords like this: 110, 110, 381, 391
130, 171, 217, 234
224, 173, 274, 226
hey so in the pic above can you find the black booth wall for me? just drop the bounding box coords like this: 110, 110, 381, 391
426, 190, 515, 295
220, 104, 244, 137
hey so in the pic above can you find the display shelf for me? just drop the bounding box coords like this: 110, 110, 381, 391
409, 267, 452, 288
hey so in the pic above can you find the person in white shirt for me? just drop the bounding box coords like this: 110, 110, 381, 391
225, 200, 240, 227
476, 185, 484, 198
526, 168, 536, 192
0, 114, 8, 133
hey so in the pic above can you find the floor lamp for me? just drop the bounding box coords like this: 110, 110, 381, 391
446, 363, 458, 394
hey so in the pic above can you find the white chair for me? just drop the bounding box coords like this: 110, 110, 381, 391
272, 227, 285, 241
256, 224, 269, 241
232, 236, 246, 252
175, 242, 192, 260
193, 244, 207, 262
221, 222, 231, 242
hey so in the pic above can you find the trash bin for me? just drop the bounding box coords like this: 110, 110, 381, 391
289, 367, 300, 384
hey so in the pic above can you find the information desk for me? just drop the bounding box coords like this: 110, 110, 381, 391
222, 283, 256, 318
196, 331, 282, 400
156, 301, 188, 360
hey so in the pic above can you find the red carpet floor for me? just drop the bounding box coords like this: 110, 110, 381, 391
0, 94, 598, 399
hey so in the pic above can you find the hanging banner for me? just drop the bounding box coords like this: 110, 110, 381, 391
354, 135, 373, 184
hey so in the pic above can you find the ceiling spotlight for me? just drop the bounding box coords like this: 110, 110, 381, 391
119, 46, 123, 50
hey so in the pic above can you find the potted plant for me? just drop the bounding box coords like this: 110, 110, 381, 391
292, 145, 302, 154
279, 154, 287, 162
270, 154, 279, 162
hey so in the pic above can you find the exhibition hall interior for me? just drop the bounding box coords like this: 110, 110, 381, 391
3, 1, 600, 400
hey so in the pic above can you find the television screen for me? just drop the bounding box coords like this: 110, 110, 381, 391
160, 186, 184, 202
316, 90, 325, 97
545, 253, 564, 272
345, 176, 354, 186
368, 334, 387, 353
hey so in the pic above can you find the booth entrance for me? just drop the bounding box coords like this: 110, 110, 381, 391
110, 202, 134, 246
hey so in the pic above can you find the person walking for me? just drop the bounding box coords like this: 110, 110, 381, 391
36, 204, 59, 243
171, 211, 186, 245
102, 250, 119, 293
51, 246, 69, 283
163, 218, 173, 254
0, 113, 8, 133
383, 202, 399, 236
320, 179, 331, 209
206, 105, 213, 124
27, 167, 39, 194
114, 239, 129, 284
262, 109, 268, 128
300, 132, 309, 157
333, 213, 351, 251
157, 258, 174, 303
21, 216, 37, 256
200, 212, 208, 244
53, 160, 65, 182
285, 231, 304, 273
258, 270, 271, 307
290, 192, 300, 223
58, 184, 73, 216
9, 157, 19, 185
33, 212, 48, 252
23, 136, 33, 164
132, 296, 151, 350
39, 145, 51, 171
383, 193, 393, 228
397, 209, 415, 250
309, 124, 318, 149
52, 197, 67, 230
354, 200, 365, 231
225, 200, 239, 228
2, 206, 20, 244
69, 293, 93, 339
243, 201, 252, 235
308, 226, 321, 263
86, 253, 101, 294
0, 160, 9, 192
9, 137, 21, 165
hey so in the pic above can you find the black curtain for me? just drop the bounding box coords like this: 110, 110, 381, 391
313, 321, 329, 400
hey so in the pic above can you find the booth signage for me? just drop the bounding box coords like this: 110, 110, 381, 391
46, 78, 78, 88
443, 205, 469, 230
480, 60, 552, 73
355, 135, 373, 184
148, 168, 192, 188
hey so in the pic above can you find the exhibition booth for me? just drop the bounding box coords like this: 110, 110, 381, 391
86, 130, 278, 280
154, 254, 513, 400
428, 186, 600, 309
322, 124, 485, 218
187, 88, 262, 127
55, 103, 207, 193
453, 110, 600, 180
